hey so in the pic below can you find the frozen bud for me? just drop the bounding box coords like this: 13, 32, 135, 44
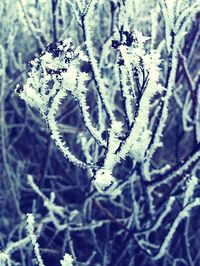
94, 169, 116, 191
60, 253, 73, 266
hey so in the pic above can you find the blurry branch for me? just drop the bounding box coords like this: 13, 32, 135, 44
51, 0, 58, 42
0, 45, 22, 217
94, 199, 131, 233
18, 0, 46, 51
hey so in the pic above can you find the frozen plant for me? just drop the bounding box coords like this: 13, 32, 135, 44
11, 0, 200, 264
16, 30, 164, 193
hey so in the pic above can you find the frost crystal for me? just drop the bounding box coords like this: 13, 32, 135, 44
60, 253, 73, 266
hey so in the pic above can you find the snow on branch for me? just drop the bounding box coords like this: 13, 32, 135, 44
26, 213, 45, 266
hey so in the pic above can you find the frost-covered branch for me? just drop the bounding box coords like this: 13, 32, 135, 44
12, 0, 200, 264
